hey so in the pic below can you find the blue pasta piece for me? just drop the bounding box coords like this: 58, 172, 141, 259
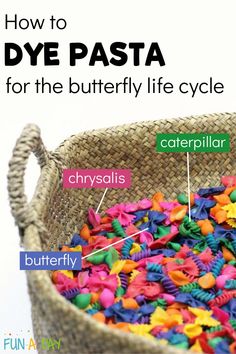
169, 333, 188, 345
216, 289, 223, 297
205, 251, 223, 272
104, 301, 137, 323
133, 210, 147, 223
206, 233, 218, 254
175, 293, 208, 308
70, 233, 88, 247
157, 329, 175, 340
151, 249, 176, 257
197, 186, 225, 197
181, 239, 200, 248
215, 340, 230, 354
214, 225, 236, 239
232, 238, 236, 255
146, 262, 162, 273
191, 289, 215, 303
199, 271, 207, 276
139, 304, 155, 315
222, 299, 236, 319
147, 272, 163, 282
86, 308, 99, 315
225, 279, 236, 289
148, 210, 167, 222
97, 231, 108, 236
191, 198, 216, 220
139, 211, 166, 233
211, 257, 225, 278
163, 249, 177, 257
121, 238, 134, 258
140, 243, 147, 250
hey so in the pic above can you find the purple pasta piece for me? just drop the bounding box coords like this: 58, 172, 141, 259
61, 287, 80, 300
130, 249, 151, 261
187, 251, 207, 272
119, 272, 128, 289
161, 276, 179, 295
137, 315, 150, 324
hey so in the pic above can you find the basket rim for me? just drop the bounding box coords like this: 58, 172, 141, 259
55, 111, 235, 155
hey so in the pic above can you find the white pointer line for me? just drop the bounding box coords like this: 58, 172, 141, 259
187, 152, 191, 221
82, 227, 149, 259
96, 188, 108, 214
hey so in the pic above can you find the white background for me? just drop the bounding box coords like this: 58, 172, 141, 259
1, 1, 236, 353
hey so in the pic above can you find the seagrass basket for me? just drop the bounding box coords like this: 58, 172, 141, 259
8, 113, 236, 354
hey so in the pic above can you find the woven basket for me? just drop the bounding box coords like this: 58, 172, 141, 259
8, 113, 236, 354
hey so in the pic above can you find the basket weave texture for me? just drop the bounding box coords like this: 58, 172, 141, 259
8, 113, 236, 354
